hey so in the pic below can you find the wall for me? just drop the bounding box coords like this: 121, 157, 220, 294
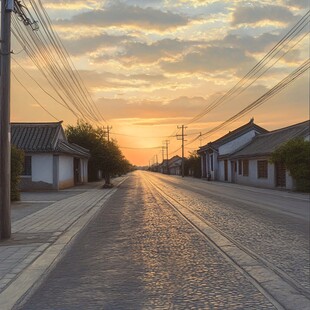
234, 158, 294, 190
20, 154, 54, 190
219, 131, 257, 155
58, 155, 74, 189
218, 159, 232, 182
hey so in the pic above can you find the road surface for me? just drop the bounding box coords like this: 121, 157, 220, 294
18, 171, 310, 310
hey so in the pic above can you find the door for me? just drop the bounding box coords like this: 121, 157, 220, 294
74, 158, 80, 185
275, 162, 286, 187
224, 160, 228, 181
231, 161, 236, 183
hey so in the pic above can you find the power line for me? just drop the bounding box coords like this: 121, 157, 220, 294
11, 0, 107, 125
187, 59, 309, 147
186, 10, 310, 125
12, 71, 60, 121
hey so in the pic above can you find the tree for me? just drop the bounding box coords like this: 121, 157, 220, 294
11, 146, 24, 201
184, 151, 201, 178
270, 138, 310, 192
66, 121, 132, 185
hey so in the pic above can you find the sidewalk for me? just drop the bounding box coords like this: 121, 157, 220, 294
0, 177, 126, 310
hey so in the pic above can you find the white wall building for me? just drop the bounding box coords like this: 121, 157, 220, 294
198, 119, 268, 182
12, 122, 90, 191
230, 120, 309, 190
198, 119, 309, 190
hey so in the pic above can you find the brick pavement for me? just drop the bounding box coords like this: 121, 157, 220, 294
0, 177, 127, 310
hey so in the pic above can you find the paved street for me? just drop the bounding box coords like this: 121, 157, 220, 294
16, 171, 310, 310
0, 179, 124, 310
149, 172, 310, 292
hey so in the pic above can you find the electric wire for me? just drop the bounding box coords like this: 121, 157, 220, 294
12, 71, 60, 121
186, 10, 310, 125
179, 59, 309, 152
12, 0, 106, 124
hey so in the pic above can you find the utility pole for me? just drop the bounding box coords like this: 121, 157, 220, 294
103, 125, 112, 187
177, 125, 187, 178
105, 125, 112, 142
0, 0, 13, 240
163, 140, 169, 174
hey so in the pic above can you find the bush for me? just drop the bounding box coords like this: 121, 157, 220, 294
270, 138, 310, 192
11, 146, 24, 201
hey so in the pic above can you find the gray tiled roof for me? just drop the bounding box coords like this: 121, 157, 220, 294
56, 141, 90, 158
12, 122, 61, 151
11, 122, 90, 158
231, 120, 310, 158
198, 119, 268, 153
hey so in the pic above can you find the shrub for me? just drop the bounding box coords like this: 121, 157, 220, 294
270, 138, 310, 192
11, 146, 24, 201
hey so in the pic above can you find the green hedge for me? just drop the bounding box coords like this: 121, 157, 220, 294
270, 138, 310, 192
11, 146, 24, 201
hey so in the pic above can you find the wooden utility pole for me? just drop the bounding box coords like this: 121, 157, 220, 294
163, 140, 169, 174
105, 125, 112, 142
103, 125, 113, 187
177, 125, 187, 178
0, 0, 13, 239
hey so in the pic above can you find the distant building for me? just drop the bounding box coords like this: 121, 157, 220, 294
158, 156, 182, 175
11, 121, 90, 191
168, 155, 182, 175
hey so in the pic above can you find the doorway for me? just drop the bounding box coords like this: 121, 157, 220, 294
224, 160, 228, 181
275, 162, 286, 187
74, 158, 81, 185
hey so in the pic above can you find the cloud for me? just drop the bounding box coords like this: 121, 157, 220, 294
92, 38, 197, 64
232, 4, 295, 25
55, 3, 189, 31
63, 33, 131, 56
96, 96, 210, 119
78, 70, 168, 91
161, 46, 256, 73
210, 33, 280, 53
286, 0, 309, 8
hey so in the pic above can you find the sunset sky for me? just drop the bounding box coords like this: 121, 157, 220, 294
10, 0, 309, 166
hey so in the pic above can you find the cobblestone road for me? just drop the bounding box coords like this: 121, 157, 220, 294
149, 173, 310, 292
19, 172, 276, 310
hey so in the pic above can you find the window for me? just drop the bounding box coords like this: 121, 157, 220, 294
23, 156, 32, 176
238, 160, 242, 175
210, 154, 214, 171
243, 159, 249, 176
257, 160, 268, 178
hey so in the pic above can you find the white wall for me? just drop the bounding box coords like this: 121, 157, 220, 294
219, 131, 257, 155
59, 155, 74, 188
218, 159, 232, 182
234, 159, 294, 190
32, 154, 53, 184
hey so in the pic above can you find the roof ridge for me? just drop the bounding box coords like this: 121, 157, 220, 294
11, 121, 63, 127
259, 120, 309, 136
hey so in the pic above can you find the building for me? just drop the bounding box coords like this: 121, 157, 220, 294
168, 156, 182, 175
230, 120, 310, 190
198, 119, 268, 181
11, 121, 90, 191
